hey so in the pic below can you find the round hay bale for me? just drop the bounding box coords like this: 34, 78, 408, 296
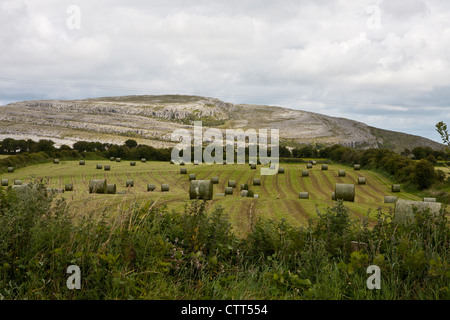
193, 160, 199, 165
299, 192, 309, 199
335, 183, 355, 202
161, 184, 169, 192
89, 179, 107, 194
189, 180, 213, 200
65, 183, 73, 192
106, 184, 117, 194
357, 177, 366, 185
110, 157, 116, 161
55, 188, 65, 194
53, 159, 59, 164
241, 190, 248, 197
7, 167, 14, 173
278, 167, 285, 174
240, 183, 249, 191
1, 179, 9, 186
126, 180, 134, 187
215, 193, 225, 197
130, 161, 136, 166
96, 164, 102, 170
189, 174, 196, 181
307, 163, 312, 169
104, 165, 111, 171
394, 199, 442, 225
211, 177, 219, 184
423, 197, 436, 202
79, 160, 85, 165
392, 184, 400, 192
147, 184, 156, 191
253, 194, 259, 198
141, 158, 147, 163
116, 158, 122, 162
14, 180, 22, 186
354, 164, 361, 170
331, 192, 336, 201
312, 161, 317, 165
180, 168, 187, 174
302, 170, 309, 177
250, 163, 257, 170
253, 178, 261, 186
384, 196, 398, 203
228, 180, 236, 188
224, 187, 233, 195
338, 170, 346, 177
322, 164, 328, 170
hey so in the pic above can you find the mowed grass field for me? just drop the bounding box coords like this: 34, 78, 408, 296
0, 160, 423, 237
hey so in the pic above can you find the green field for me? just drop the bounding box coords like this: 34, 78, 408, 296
0, 160, 424, 236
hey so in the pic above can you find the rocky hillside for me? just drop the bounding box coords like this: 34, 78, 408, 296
0, 95, 444, 152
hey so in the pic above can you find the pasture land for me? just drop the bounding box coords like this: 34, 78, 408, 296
0, 160, 423, 236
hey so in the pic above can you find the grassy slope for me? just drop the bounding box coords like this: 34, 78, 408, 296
0, 160, 426, 237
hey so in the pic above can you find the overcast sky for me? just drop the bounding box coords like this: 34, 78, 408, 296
1, 0, 450, 143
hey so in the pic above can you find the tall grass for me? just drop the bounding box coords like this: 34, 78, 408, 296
0, 182, 448, 300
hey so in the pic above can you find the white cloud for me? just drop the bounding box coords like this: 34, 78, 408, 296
0, 0, 449, 142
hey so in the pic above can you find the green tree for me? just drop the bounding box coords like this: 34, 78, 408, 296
124, 139, 138, 149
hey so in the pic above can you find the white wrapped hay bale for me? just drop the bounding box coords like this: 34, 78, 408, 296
241, 190, 249, 197
354, 164, 360, 170
104, 165, 111, 171
307, 163, 312, 169
147, 184, 156, 191
8, 167, 14, 173
423, 198, 436, 202
392, 184, 400, 192
1, 179, 9, 186
312, 160, 317, 165
141, 158, 147, 163
116, 158, 121, 162
253, 178, 261, 186
189, 180, 213, 200
278, 167, 285, 174
65, 183, 73, 192
228, 180, 236, 188
89, 179, 107, 194
79, 160, 85, 165
14, 180, 22, 186
193, 160, 199, 165
110, 157, 116, 161
126, 180, 134, 187
338, 170, 346, 177
358, 177, 366, 185
189, 174, 196, 181
335, 183, 355, 202
322, 164, 328, 170
240, 183, 249, 191
180, 168, 187, 174
96, 164, 102, 170
302, 170, 309, 177
224, 187, 233, 195
130, 161, 136, 166
161, 184, 169, 192
53, 159, 59, 164
299, 192, 309, 199
394, 199, 442, 225
384, 196, 398, 203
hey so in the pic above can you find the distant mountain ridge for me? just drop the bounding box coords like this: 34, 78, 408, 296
0, 95, 444, 152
